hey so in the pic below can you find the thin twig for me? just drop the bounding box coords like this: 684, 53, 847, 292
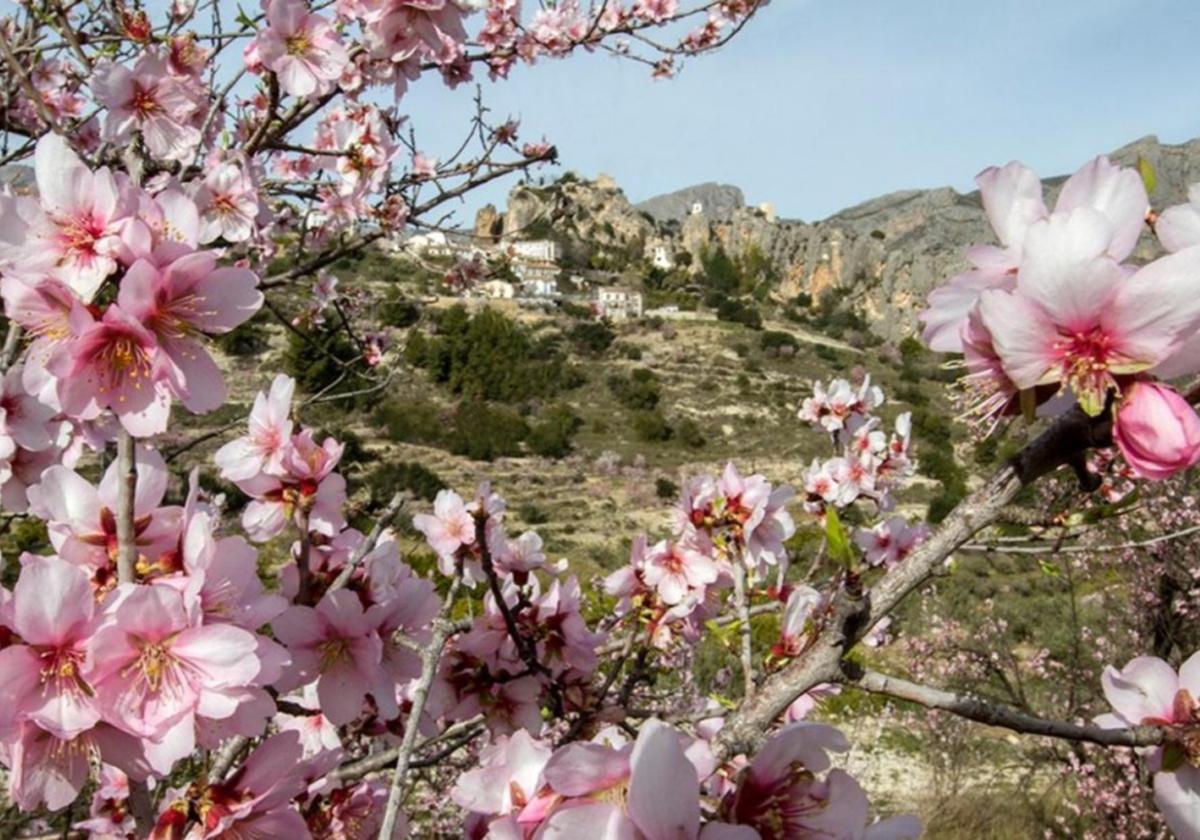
329, 491, 408, 592
376, 573, 463, 839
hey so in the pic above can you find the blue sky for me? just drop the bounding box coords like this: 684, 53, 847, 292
402, 0, 1200, 224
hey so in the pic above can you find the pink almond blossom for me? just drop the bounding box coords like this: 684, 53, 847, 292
20, 134, 135, 301
90, 585, 263, 739
92, 51, 203, 162
271, 590, 384, 726
977, 229, 1200, 415
1113, 381, 1200, 480
0, 557, 102, 739
48, 304, 173, 437
215, 374, 296, 482
256, 0, 349, 98
118, 253, 262, 413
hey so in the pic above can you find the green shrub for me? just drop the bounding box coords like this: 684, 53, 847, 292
676, 418, 706, 449
655, 477, 679, 499
568, 321, 616, 357
716, 298, 763, 330
607, 368, 661, 411
374, 398, 446, 446
380, 292, 421, 328
366, 461, 447, 506
281, 327, 370, 408
517, 501, 551, 525
448, 400, 529, 461
760, 330, 799, 355
528, 405, 583, 459
410, 306, 578, 403
632, 409, 673, 442
560, 301, 594, 319
216, 312, 271, 357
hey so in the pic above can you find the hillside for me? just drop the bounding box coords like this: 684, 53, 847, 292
493, 134, 1200, 343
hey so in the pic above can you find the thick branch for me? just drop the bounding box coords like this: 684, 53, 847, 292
845, 666, 1164, 748
714, 404, 1113, 759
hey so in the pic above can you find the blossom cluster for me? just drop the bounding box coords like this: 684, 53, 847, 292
798, 376, 915, 513
452, 719, 920, 839
603, 462, 795, 650
919, 155, 1200, 478
0, 136, 262, 441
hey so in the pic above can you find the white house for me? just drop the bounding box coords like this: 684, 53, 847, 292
690, 201, 704, 216
406, 231, 454, 257
508, 239, 560, 263
480, 279, 515, 299
644, 239, 675, 270
595, 287, 643, 320
522, 278, 558, 298
512, 259, 559, 284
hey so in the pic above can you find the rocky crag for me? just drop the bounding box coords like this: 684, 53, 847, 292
478, 135, 1200, 342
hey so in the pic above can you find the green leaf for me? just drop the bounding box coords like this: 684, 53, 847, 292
1038, 559, 1061, 577
825, 508, 856, 567
1162, 742, 1186, 772
1019, 388, 1037, 423
1076, 488, 1141, 525
707, 693, 738, 712
235, 4, 256, 29
1137, 155, 1158, 195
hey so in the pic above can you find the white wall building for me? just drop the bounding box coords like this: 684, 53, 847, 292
480, 279, 515, 299
523, 278, 559, 298
508, 239, 560, 263
595, 287, 643, 320
645, 240, 675, 270
512, 260, 559, 284
406, 231, 454, 257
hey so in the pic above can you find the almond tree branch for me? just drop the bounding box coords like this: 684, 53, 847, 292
328, 491, 408, 593
731, 558, 755, 700
114, 430, 138, 585
842, 665, 1164, 748
960, 523, 1200, 556
714, 404, 1114, 759
377, 572, 463, 840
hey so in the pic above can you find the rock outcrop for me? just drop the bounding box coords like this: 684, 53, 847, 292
499, 175, 655, 267
635, 182, 745, 224
699, 134, 1200, 343
489, 135, 1200, 343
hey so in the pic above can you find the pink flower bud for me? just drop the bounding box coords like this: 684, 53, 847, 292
1114, 381, 1200, 479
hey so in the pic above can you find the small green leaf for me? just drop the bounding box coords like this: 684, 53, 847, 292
1038, 559, 1061, 577
825, 508, 855, 567
1162, 742, 1186, 772
1137, 156, 1158, 195
1019, 388, 1037, 423
708, 693, 738, 712
235, 4, 255, 29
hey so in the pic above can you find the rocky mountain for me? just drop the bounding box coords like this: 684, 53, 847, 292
634, 182, 745, 224
481, 135, 1200, 342
703, 134, 1200, 342
476, 173, 655, 268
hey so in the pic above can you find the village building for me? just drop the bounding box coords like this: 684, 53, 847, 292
479, 279, 516, 299
595, 287, 644, 320
522, 278, 559, 298
644, 238, 676, 270
507, 239, 561, 263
